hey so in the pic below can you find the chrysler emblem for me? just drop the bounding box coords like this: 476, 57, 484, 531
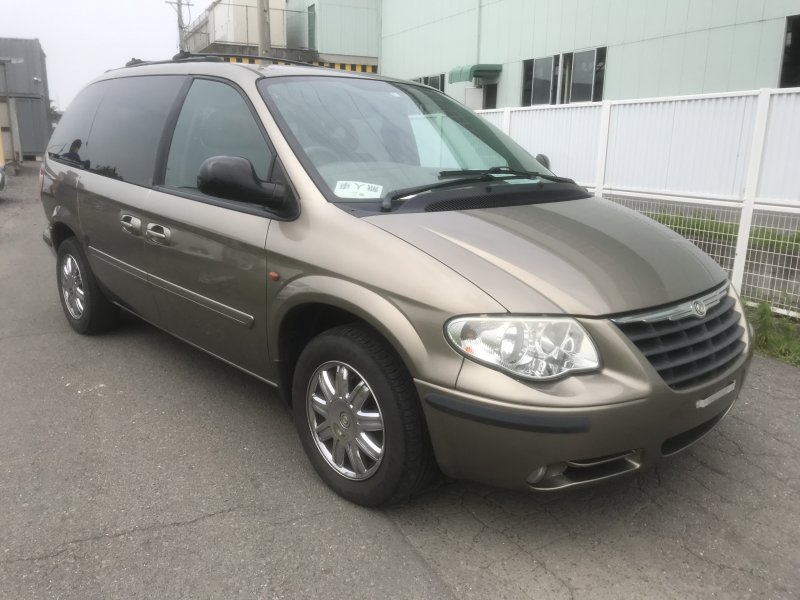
692, 300, 707, 317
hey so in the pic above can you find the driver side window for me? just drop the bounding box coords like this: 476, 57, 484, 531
165, 79, 273, 190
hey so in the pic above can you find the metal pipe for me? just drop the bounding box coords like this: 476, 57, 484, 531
257, 0, 271, 55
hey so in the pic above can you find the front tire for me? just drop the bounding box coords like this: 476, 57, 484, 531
292, 324, 435, 507
56, 238, 118, 334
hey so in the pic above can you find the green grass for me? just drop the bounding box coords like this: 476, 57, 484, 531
649, 214, 800, 254
746, 302, 800, 367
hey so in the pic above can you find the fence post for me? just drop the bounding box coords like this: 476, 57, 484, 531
593, 101, 611, 197
731, 89, 771, 293
501, 107, 512, 135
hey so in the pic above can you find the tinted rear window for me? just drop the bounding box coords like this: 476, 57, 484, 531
47, 82, 107, 167
84, 75, 185, 186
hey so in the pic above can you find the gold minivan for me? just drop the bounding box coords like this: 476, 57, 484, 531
41, 57, 752, 506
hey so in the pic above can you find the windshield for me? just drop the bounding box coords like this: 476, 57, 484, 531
257, 76, 553, 204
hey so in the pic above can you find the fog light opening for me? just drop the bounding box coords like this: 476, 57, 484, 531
527, 453, 641, 491
526, 466, 547, 485
526, 462, 567, 485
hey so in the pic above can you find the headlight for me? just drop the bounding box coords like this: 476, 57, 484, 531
445, 316, 600, 381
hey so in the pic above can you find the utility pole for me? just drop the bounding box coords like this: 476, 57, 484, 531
166, 0, 192, 52
256, 0, 271, 55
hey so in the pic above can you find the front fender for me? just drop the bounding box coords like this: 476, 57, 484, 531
268, 275, 463, 387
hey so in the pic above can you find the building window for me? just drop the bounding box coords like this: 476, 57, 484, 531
412, 74, 445, 92
521, 47, 606, 106
781, 15, 800, 88
532, 56, 554, 104
521, 56, 555, 105
522, 59, 533, 105
483, 83, 498, 109
570, 50, 594, 102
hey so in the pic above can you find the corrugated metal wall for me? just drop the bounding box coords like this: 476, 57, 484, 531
479, 88, 799, 206
758, 92, 800, 203
381, 0, 476, 81
605, 95, 756, 197
317, 0, 379, 58
477, 108, 503, 128
0, 38, 51, 156
286, 0, 379, 57
13, 98, 50, 158
509, 103, 601, 185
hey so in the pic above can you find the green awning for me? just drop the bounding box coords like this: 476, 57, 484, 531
448, 64, 503, 84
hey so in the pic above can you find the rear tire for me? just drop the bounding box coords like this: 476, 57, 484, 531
56, 238, 119, 334
292, 324, 435, 507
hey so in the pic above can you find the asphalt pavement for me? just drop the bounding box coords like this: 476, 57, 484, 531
1, 164, 799, 599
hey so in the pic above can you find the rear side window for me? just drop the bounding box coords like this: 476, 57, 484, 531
47, 82, 107, 167
164, 79, 273, 190
84, 75, 185, 187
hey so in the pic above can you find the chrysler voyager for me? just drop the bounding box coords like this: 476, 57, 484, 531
40, 56, 752, 506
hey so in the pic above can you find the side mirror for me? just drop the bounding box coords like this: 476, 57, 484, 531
535, 153, 551, 170
197, 156, 285, 208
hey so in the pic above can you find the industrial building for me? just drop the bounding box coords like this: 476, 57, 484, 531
183, 0, 379, 72
379, 0, 800, 109
285, 0, 379, 67
0, 37, 52, 161
184, 0, 290, 55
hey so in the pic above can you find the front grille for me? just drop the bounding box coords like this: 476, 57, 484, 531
613, 285, 745, 390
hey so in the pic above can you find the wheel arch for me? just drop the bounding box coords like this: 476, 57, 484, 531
50, 221, 77, 250
270, 276, 431, 405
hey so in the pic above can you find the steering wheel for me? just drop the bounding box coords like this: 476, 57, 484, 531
304, 145, 341, 165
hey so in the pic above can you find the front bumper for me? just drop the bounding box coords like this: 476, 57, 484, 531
417, 329, 753, 492
42, 224, 54, 248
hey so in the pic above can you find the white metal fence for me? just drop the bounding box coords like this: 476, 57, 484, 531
478, 88, 800, 316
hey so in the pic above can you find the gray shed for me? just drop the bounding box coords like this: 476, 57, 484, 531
0, 37, 52, 159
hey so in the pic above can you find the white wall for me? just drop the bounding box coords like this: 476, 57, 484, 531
380, 0, 800, 107
381, 0, 478, 81
287, 0, 379, 57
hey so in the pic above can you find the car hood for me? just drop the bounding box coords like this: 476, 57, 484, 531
364, 197, 727, 316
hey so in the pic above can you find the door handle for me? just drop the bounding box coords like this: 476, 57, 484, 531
145, 223, 171, 245
120, 214, 142, 235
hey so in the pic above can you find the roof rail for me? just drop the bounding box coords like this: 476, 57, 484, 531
119, 52, 318, 70
170, 51, 317, 68
120, 55, 224, 70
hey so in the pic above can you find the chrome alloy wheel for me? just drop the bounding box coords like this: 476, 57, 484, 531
306, 361, 385, 480
60, 254, 85, 320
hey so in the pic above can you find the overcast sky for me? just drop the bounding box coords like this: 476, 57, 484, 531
0, 0, 187, 110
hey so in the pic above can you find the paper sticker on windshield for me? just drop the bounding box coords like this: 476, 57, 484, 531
334, 181, 384, 199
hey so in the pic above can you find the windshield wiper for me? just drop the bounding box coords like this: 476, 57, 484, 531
438, 166, 575, 184
380, 167, 576, 212
381, 173, 497, 212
